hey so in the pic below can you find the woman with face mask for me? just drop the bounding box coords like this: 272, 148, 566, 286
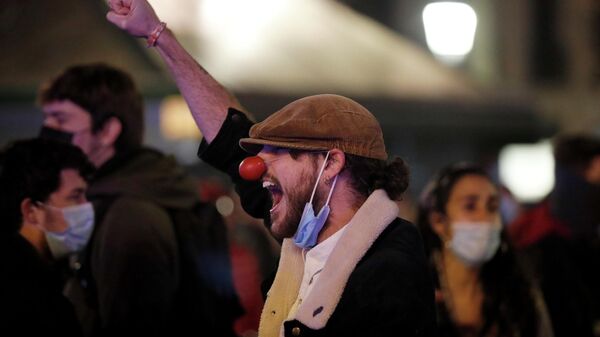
416, 162, 554, 337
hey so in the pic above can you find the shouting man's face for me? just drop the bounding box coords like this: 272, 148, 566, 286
258, 146, 326, 240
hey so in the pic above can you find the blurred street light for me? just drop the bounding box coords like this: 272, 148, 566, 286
422, 2, 477, 64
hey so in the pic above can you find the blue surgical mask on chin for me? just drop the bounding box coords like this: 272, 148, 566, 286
293, 151, 338, 249
43, 202, 95, 259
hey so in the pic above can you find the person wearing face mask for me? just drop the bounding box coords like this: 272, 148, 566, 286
204, 95, 437, 337
37, 63, 242, 337
0, 138, 94, 336
106, 2, 437, 336
35, 201, 95, 260
417, 162, 554, 337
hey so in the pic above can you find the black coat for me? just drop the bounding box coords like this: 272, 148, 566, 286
281, 218, 436, 337
199, 108, 437, 337
65, 148, 241, 337
0, 233, 83, 336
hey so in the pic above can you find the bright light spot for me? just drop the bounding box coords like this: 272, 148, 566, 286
159, 95, 201, 140
422, 2, 478, 64
198, 0, 291, 55
216, 196, 235, 217
499, 140, 555, 203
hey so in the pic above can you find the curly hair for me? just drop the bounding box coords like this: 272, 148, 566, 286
343, 154, 409, 201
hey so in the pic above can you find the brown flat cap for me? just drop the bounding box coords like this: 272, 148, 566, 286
239, 94, 388, 160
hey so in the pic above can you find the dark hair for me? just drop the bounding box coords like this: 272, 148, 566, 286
38, 63, 144, 153
553, 134, 600, 175
343, 154, 409, 201
416, 162, 539, 337
418, 162, 488, 252
0, 138, 95, 236
289, 150, 409, 203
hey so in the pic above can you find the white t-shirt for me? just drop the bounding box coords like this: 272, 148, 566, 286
287, 226, 348, 319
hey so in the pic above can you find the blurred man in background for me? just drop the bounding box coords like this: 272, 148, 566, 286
38, 63, 241, 337
509, 134, 600, 337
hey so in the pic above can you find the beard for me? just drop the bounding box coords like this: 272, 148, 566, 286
271, 163, 327, 240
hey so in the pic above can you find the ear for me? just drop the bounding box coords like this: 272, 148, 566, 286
585, 154, 600, 184
429, 211, 450, 242
98, 117, 122, 147
21, 198, 42, 226
325, 148, 346, 177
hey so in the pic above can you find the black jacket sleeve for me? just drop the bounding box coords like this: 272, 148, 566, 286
197, 108, 271, 226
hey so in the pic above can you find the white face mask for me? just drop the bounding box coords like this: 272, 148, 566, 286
43, 202, 95, 259
448, 221, 501, 267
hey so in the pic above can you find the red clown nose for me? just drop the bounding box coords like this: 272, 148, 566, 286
239, 156, 266, 181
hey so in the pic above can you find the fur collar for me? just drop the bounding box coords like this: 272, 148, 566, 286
258, 189, 399, 336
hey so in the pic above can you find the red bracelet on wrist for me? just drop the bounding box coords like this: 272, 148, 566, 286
147, 22, 167, 48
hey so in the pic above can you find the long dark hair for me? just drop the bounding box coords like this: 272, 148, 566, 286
417, 162, 539, 337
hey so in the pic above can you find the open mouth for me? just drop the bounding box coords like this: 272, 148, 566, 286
262, 180, 283, 213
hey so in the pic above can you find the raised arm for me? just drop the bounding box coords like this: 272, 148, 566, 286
106, 0, 243, 143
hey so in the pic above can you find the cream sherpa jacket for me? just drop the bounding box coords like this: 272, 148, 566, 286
258, 189, 399, 337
